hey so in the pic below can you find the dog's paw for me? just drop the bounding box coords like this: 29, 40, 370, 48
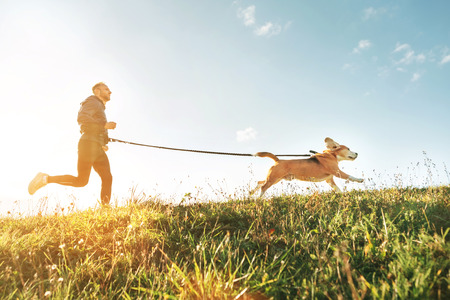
349, 176, 364, 183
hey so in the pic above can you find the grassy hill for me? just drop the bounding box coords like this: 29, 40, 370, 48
1, 187, 449, 299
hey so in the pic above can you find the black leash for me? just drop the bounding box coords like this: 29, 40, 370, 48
109, 138, 315, 157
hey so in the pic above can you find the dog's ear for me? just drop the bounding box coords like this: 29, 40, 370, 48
325, 137, 340, 150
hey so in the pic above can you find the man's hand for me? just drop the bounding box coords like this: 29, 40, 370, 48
105, 122, 116, 130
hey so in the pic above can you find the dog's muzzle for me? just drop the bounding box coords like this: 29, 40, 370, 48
348, 153, 358, 160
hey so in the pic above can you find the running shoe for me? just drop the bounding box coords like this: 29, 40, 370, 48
28, 172, 48, 195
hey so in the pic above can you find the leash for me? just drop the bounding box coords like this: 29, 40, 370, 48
109, 138, 315, 157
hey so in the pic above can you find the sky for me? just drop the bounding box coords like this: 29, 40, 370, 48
1, 0, 449, 215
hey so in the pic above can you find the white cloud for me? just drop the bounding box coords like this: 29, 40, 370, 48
359, 40, 372, 49
238, 5, 256, 27
399, 50, 415, 64
254, 22, 281, 37
440, 54, 450, 65
393, 43, 426, 65
284, 21, 293, 31
377, 66, 390, 78
394, 43, 410, 53
342, 63, 352, 70
237, 5, 287, 37
353, 40, 372, 53
236, 127, 258, 142
362, 7, 387, 21
342, 63, 358, 73
363, 7, 377, 20
416, 53, 426, 63
411, 72, 421, 82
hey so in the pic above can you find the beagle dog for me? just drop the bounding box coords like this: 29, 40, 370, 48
252, 137, 363, 196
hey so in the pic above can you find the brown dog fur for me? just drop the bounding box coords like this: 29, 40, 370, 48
252, 137, 363, 196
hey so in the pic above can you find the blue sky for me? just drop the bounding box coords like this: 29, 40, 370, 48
1, 0, 449, 214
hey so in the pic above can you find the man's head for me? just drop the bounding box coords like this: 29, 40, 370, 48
92, 82, 111, 103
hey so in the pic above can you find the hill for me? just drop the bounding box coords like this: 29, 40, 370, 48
1, 187, 449, 299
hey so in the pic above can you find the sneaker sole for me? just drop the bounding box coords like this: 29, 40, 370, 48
28, 172, 48, 195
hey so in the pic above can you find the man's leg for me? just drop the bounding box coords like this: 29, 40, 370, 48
92, 152, 112, 205
47, 159, 92, 187
47, 139, 95, 187
29, 162, 91, 195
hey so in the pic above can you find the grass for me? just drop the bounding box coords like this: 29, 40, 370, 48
0, 186, 449, 299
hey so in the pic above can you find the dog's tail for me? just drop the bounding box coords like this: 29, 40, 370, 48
254, 152, 279, 162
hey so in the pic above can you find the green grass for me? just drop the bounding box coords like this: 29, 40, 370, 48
0, 186, 449, 299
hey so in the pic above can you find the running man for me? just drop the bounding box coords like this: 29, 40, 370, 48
28, 82, 116, 205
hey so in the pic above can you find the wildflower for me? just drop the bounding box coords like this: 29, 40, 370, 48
44, 291, 51, 297
51, 265, 57, 270
78, 239, 84, 244
58, 277, 64, 283
59, 244, 66, 249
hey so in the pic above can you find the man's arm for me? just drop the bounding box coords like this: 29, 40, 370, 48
78, 99, 101, 124
102, 122, 116, 152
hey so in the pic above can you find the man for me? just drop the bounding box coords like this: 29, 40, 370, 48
28, 82, 116, 205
